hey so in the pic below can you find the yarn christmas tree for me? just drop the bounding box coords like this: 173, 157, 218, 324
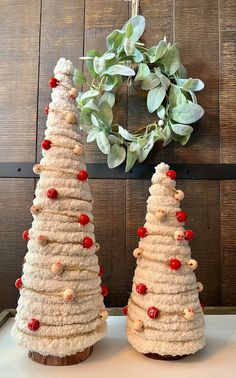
11, 58, 108, 366
126, 162, 205, 360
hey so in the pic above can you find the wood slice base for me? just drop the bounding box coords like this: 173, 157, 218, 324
28, 345, 93, 366
144, 352, 187, 361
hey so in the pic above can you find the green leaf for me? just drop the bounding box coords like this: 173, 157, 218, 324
99, 92, 115, 107
147, 86, 166, 113
171, 123, 193, 136
189, 79, 204, 91
147, 40, 167, 63
86, 50, 101, 79
177, 63, 188, 78
118, 126, 137, 141
137, 135, 155, 162
73, 68, 86, 86
162, 123, 173, 146
107, 144, 126, 168
103, 52, 116, 61
81, 89, 100, 102
126, 23, 133, 38
93, 56, 106, 74
157, 105, 165, 119
187, 90, 197, 104
125, 147, 137, 172
133, 48, 144, 63
87, 127, 100, 142
98, 101, 113, 126
103, 75, 122, 91
82, 99, 99, 112
162, 43, 180, 75
124, 38, 135, 55
96, 131, 110, 154
141, 73, 160, 90
177, 91, 188, 106
103, 64, 135, 76
108, 134, 123, 145
169, 84, 179, 108
91, 113, 99, 127
106, 29, 125, 50
122, 16, 145, 42
171, 103, 204, 124
176, 133, 191, 145
134, 63, 150, 82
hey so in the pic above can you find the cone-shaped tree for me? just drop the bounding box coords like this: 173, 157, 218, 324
126, 162, 205, 359
12, 58, 108, 365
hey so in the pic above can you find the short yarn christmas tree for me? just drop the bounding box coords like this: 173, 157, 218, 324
126, 162, 205, 360
11, 58, 108, 366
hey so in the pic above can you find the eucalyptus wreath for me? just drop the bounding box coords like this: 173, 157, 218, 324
74, 16, 204, 172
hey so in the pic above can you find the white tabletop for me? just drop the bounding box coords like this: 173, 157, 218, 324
0, 316, 236, 378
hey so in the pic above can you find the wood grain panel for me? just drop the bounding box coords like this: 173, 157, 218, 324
91, 179, 126, 307
84, 0, 129, 162
221, 181, 236, 305
0, 180, 35, 311
126, 179, 221, 306
219, 1, 236, 162
0, 0, 41, 162
173, 0, 219, 163
37, 0, 85, 160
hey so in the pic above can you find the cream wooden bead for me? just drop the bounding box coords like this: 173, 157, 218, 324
66, 112, 77, 124
156, 209, 166, 220
183, 307, 195, 321
37, 235, 48, 246
174, 230, 184, 241
69, 88, 78, 99
186, 259, 198, 270
95, 242, 100, 252
133, 248, 143, 258
51, 261, 64, 275
133, 320, 144, 332
30, 204, 42, 215
99, 309, 108, 321
63, 288, 76, 302
174, 189, 185, 201
33, 164, 42, 175
73, 144, 84, 155
196, 281, 204, 292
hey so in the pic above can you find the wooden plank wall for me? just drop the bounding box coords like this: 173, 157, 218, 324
0, 0, 235, 311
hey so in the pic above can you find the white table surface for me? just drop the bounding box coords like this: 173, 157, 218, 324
0, 316, 236, 378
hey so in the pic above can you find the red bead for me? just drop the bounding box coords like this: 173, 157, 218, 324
201, 303, 205, 311
83, 236, 93, 248
44, 105, 49, 115
122, 305, 128, 316
136, 283, 147, 295
184, 230, 194, 241
137, 227, 147, 238
78, 214, 90, 225
41, 139, 52, 150
77, 170, 88, 181
28, 318, 40, 331
101, 284, 109, 297
166, 170, 177, 180
176, 211, 187, 222
147, 306, 159, 319
48, 77, 59, 88
47, 188, 58, 199
98, 266, 105, 277
22, 229, 29, 241
15, 278, 22, 289
169, 258, 181, 270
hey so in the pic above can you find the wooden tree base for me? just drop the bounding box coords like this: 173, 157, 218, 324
144, 352, 187, 361
28, 345, 93, 366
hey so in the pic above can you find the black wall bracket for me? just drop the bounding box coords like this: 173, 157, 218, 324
0, 162, 235, 179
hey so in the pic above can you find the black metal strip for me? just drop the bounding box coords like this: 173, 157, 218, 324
0, 162, 236, 179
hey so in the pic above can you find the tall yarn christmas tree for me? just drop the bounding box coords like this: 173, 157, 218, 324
125, 162, 205, 360
11, 58, 108, 366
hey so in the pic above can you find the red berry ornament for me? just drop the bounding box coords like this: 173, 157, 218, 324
15, 278, 22, 289
101, 284, 109, 297
47, 188, 58, 199
98, 266, 105, 277
147, 306, 159, 319
137, 227, 147, 238
169, 258, 181, 270
41, 139, 52, 150
166, 170, 177, 180
83, 236, 93, 248
48, 77, 59, 88
184, 230, 194, 241
176, 211, 187, 222
77, 170, 88, 181
136, 283, 147, 295
22, 229, 29, 241
78, 214, 90, 225
28, 318, 40, 331
44, 105, 49, 115
122, 305, 128, 316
